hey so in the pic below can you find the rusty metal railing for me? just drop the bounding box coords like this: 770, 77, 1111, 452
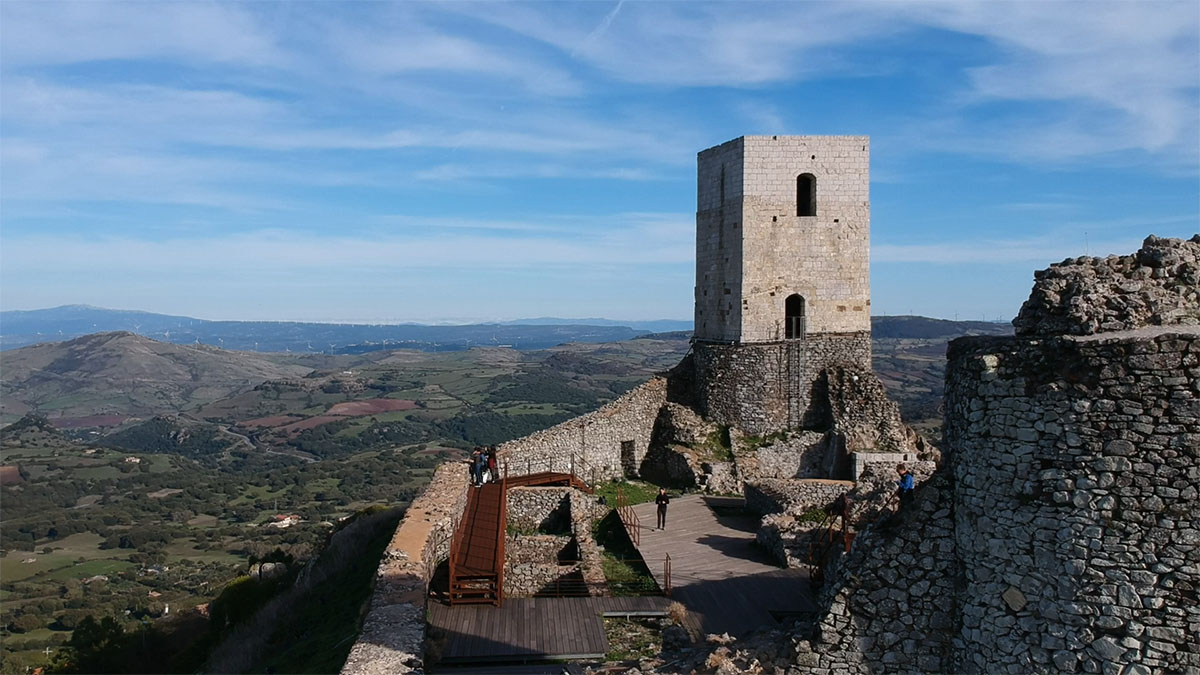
616, 486, 641, 546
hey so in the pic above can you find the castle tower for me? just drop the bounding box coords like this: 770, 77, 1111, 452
691, 135, 872, 433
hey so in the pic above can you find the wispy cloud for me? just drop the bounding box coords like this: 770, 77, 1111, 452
0, 212, 696, 272
1, 2, 1195, 321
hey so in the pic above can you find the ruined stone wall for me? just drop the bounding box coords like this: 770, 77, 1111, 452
751, 430, 828, 479
692, 335, 871, 434
825, 365, 918, 457
1013, 235, 1200, 336
341, 464, 469, 675
792, 474, 959, 673
503, 487, 607, 597
946, 329, 1199, 673
744, 478, 852, 516
498, 376, 667, 480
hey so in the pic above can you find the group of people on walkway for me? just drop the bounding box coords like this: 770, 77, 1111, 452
468, 445, 498, 487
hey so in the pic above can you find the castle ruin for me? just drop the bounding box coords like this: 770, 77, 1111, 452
342, 138, 1198, 674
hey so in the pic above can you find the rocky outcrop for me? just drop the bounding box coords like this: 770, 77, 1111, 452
1013, 234, 1200, 336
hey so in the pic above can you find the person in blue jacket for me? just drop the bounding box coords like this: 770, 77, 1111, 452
897, 464, 915, 507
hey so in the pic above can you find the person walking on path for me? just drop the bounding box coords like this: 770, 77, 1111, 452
897, 464, 915, 508
655, 488, 670, 530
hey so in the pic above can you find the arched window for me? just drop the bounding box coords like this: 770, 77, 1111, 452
785, 294, 807, 339
797, 174, 815, 217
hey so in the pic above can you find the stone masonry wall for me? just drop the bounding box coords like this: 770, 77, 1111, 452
946, 329, 1200, 673
738, 135, 871, 341
503, 534, 574, 598
744, 478, 853, 516
692, 335, 871, 434
506, 486, 570, 533
498, 376, 667, 481
504, 487, 607, 597
341, 464, 469, 675
695, 137, 746, 342
1013, 235, 1200, 336
791, 473, 959, 673
753, 430, 829, 479
694, 136, 871, 342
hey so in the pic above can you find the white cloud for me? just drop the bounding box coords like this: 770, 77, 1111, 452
0, 2, 286, 68
0, 213, 696, 275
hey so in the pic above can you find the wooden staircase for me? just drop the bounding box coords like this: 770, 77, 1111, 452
447, 459, 596, 606
449, 481, 506, 605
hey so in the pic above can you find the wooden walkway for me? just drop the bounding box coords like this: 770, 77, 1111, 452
450, 472, 591, 604
428, 596, 672, 664
628, 494, 815, 637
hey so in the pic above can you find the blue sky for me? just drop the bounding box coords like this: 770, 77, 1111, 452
1, 1, 1197, 324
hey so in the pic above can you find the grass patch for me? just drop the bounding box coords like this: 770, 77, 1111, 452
738, 430, 788, 452
694, 427, 733, 461
593, 511, 659, 596
796, 506, 827, 524
593, 479, 661, 508
42, 558, 135, 581
604, 617, 661, 661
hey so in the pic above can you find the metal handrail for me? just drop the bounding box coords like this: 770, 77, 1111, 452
496, 464, 508, 607
509, 451, 601, 489
616, 486, 641, 546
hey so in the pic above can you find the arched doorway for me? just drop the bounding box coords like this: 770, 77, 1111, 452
785, 294, 806, 339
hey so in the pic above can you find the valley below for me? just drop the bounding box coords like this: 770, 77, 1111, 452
0, 316, 1007, 672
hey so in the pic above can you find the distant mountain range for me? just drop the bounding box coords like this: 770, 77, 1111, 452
0, 305, 1009, 353
0, 305, 676, 352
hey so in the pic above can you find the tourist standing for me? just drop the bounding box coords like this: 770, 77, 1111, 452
897, 464, 915, 508
487, 446, 498, 483
469, 447, 483, 487
655, 488, 670, 530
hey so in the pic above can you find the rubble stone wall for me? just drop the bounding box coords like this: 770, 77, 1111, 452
692, 335, 871, 434
793, 474, 959, 673
1013, 234, 1200, 336
753, 430, 829, 479
945, 329, 1200, 674
744, 478, 852, 516
341, 464, 470, 675
506, 486, 570, 533
503, 534, 575, 597
498, 377, 667, 481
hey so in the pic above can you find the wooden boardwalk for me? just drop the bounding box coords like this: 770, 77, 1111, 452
628, 494, 815, 637
450, 472, 591, 604
428, 596, 672, 664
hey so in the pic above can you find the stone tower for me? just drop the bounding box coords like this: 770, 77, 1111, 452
691, 135, 873, 433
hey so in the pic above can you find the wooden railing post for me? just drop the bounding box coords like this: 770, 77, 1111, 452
664, 553, 672, 596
